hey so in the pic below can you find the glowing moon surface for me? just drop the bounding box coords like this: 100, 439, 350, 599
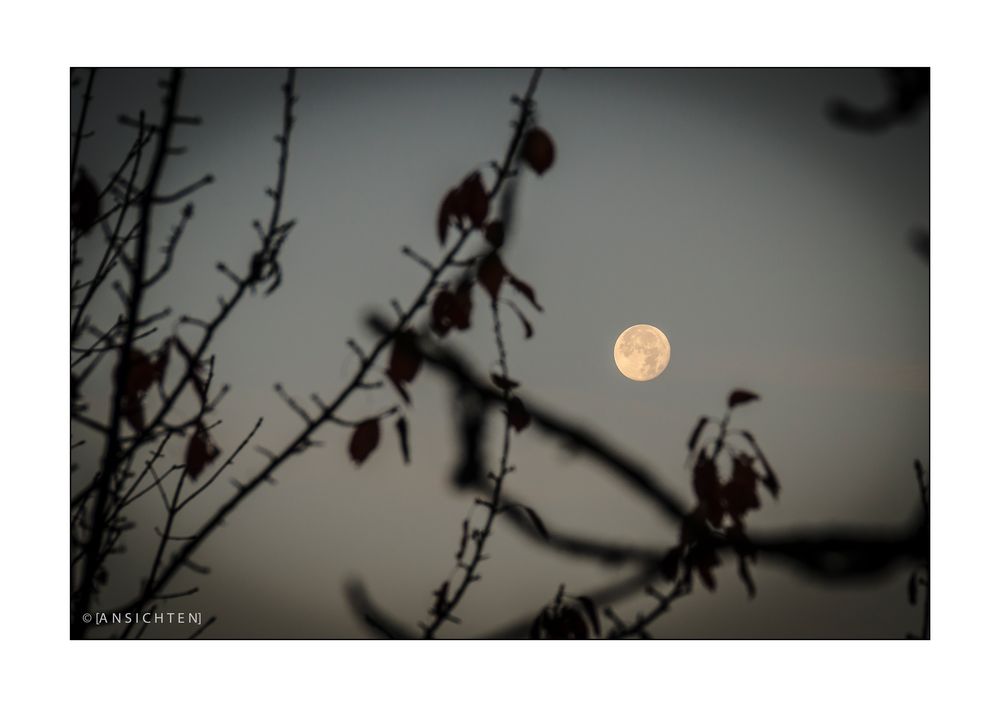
613, 324, 671, 381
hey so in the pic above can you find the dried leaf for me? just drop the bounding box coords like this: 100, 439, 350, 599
741, 431, 780, 499
395, 416, 410, 464
722, 453, 761, 521
430, 283, 473, 337
122, 391, 145, 432
348, 418, 381, 465
521, 127, 556, 175
692, 451, 724, 528
687, 416, 708, 451
186, 422, 220, 480
430, 290, 458, 337
507, 274, 543, 312
728, 389, 760, 408
437, 188, 460, 245
506, 396, 531, 432
484, 221, 505, 248
387, 330, 422, 385
124, 349, 158, 398
506, 300, 534, 339
688, 540, 720, 591
458, 173, 488, 227
477, 252, 507, 302
452, 280, 473, 331
387, 373, 411, 405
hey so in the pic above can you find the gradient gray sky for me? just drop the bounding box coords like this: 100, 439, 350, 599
72, 68, 928, 637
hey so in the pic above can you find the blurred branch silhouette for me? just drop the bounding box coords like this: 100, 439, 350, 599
827, 68, 928, 133
827, 67, 929, 265
354, 317, 927, 637
71, 68, 299, 638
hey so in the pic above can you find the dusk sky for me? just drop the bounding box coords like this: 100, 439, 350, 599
71, 68, 928, 638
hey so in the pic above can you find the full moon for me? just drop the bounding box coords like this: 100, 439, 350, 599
613, 324, 671, 381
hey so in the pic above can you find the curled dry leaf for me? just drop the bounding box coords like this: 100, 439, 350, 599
521, 127, 555, 175
349, 418, 381, 465
728, 389, 760, 408
477, 252, 507, 302
506, 300, 534, 339
507, 274, 543, 312
506, 396, 531, 432
430, 282, 473, 337
722, 453, 761, 521
387, 330, 422, 386
437, 172, 489, 245
186, 422, 220, 480
687, 416, 708, 451
740, 431, 780, 499
484, 221, 505, 248
692, 451, 724, 528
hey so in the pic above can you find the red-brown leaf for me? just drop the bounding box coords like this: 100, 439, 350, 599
484, 221, 505, 248
430, 290, 458, 337
122, 391, 145, 432
458, 173, 488, 227
692, 451, 724, 528
741, 431, 780, 498
430, 283, 473, 337
186, 423, 220, 480
477, 252, 507, 302
506, 301, 534, 339
722, 453, 761, 520
507, 274, 543, 312
124, 349, 158, 399
687, 416, 708, 451
349, 418, 381, 465
452, 280, 473, 330
506, 396, 531, 432
437, 188, 460, 245
387, 330, 422, 385
521, 127, 556, 175
728, 389, 760, 408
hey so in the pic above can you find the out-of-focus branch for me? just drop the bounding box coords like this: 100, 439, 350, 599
367, 316, 927, 581
368, 314, 688, 521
